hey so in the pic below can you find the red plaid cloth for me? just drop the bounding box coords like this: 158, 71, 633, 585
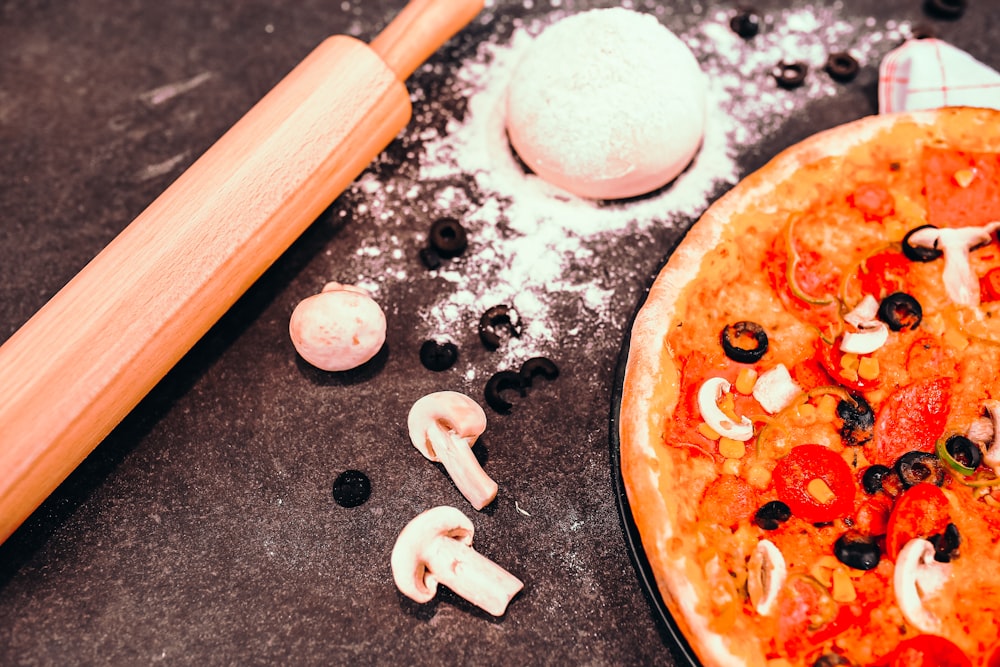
879, 38, 1000, 113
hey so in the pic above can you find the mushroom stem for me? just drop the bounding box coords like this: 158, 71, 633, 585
425, 530, 524, 616
428, 426, 498, 510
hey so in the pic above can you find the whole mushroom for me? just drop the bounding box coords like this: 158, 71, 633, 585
408, 391, 497, 510
289, 282, 386, 371
390, 506, 523, 616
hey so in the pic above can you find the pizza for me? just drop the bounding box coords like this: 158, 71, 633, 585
618, 107, 1000, 667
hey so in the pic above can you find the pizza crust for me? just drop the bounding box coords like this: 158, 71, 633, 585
618, 107, 1000, 666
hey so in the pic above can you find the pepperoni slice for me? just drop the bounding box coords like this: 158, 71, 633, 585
698, 475, 757, 528
849, 183, 895, 221
924, 147, 1000, 229
867, 377, 952, 466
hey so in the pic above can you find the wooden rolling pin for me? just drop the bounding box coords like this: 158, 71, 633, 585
0, 0, 484, 545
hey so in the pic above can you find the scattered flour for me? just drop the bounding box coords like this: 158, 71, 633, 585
339, 4, 911, 376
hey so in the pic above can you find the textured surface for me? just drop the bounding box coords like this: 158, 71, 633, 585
1, 1, 997, 665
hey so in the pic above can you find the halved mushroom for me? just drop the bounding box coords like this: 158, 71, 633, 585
698, 377, 754, 441
747, 539, 787, 616
906, 222, 1000, 307
408, 391, 498, 510
894, 537, 951, 634
970, 400, 1000, 476
390, 506, 523, 616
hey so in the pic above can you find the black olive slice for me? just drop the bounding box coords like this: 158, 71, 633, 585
729, 7, 761, 38
478, 305, 521, 350
332, 469, 371, 508
812, 654, 853, 667
924, 0, 966, 19
878, 292, 923, 331
929, 522, 961, 562
861, 464, 895, 494
902, 224, 943, 262
825, 52, 860, 83
520, 356, 559, 385
419, 247, 442, 270
774, 61, 808, 89
428, 217, 468, 257
484, 370, 526, 414
911, 23, 937, 40
837, 394, 875, 447
754, 500, 791, 530
944, 433, 982, 470
834, 531, 881, 571
419, 340, 458, 372
720, 321, 769, 363
895, 451, 946, 487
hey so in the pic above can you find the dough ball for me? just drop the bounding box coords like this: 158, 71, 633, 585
289, 283, 386, 372
505, 8, 707, 200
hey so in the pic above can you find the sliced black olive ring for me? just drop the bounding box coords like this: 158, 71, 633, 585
937, 433, 982, 475
332, 469, 372, 508
834, 531, 881, 571
478, 304, 521, 350
428, 216, 468, 257
895, 450, 946, 488
824, 52, 860, 83
924, 0, 966, 20
720, 320, 769, 363
878, 292, 923, 331
729, 7, 761, 38
754, 500, 791, 530
837, 394, 875, 447
902, 224, 943, 262
861, 464, 894, 494
774, 61, 808, 89
419, 339, 458, 372
930, 522, 961, 563
484, 370, 526, 414
519, 356, 559, 384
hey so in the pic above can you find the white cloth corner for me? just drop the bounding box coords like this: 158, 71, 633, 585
878, 38, 1000, 114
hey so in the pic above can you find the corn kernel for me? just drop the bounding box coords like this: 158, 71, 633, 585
735, 367, 758, 395
943, 328, 969, 351
817, 555, 841, 569
722, 458, 741, 476
954, 168, 977, 188
807, 477, 836, 503
744, 465, 772, 490
698, 422, 722, 440
719, 437, 746, 459
796, 403, 817, 422
840, 353, 859, 370
858, 356, 880, 381
832, 568, 857, 602
839, 367, 859, 384
817, 394, 839, 422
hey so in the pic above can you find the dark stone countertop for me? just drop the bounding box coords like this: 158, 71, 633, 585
1, 1, 997, 665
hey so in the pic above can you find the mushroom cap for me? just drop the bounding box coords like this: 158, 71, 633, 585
407, 391, 487, 461
289, 283, 386, 372
390, 506, 475, 603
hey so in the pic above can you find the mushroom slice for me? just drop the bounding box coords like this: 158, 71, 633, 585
752, 364, 802, 414
906, 222, 1000, 307
390, 506, 523, 616
840, 294, 889, 354
747, 539, 787, 616
894, 537, 951, 634
976, 400, 1000, 476
408, 391, 498, 510
698, 377, 754, 441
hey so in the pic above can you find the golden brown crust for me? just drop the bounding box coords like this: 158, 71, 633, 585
618, 107, 1000, 666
